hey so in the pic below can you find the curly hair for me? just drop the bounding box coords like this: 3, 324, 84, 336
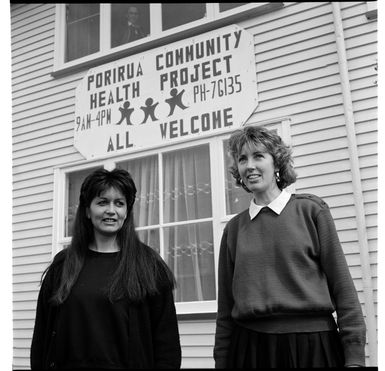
228, 125, 297, 192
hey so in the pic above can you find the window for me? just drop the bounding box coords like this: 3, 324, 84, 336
117, 144, 215, 303
119, 155, 160, 251
111, 4, 150, 48
219, 3, 249, 13
54, 3, 282, 72
54, 120, 291, 313
161, 4, 206, 31
65, 4, 100, 62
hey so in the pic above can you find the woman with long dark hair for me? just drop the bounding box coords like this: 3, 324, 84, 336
214, 126, 366, 368
31, 168, 181, 369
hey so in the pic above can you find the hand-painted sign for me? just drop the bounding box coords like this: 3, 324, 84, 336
74, 24, 258, 159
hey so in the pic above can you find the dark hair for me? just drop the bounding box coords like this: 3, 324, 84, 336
228, 125, 297, 191
48, 168, 175, 304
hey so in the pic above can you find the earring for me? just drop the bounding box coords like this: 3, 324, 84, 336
239, 178, 244, 185
275, 171, 280, 183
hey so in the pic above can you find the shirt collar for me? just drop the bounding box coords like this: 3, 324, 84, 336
249, 190, 291, 220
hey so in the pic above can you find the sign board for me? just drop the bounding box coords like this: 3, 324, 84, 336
74, 24, 258, 159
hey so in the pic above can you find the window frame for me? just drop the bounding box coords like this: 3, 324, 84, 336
52, 118, 292, 314
52, 2, 284, 76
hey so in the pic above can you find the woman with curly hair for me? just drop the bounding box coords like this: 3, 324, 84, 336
214, 125, 366, 368
31, 168, 181, 369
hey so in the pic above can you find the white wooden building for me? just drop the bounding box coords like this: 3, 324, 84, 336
11, 2, 378, 368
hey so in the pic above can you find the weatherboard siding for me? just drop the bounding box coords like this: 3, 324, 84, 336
11, 2, 377, 368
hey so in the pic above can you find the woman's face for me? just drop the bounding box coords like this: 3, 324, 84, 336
86, 186, 128, 237
237, 142, 279, 199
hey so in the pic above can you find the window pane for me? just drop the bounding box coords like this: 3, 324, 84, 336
219, 3, 249, 12
162, 4, 206, 31
66, 4, 100, 62
111, 3, 149, 48
164, 222, 215, 302
163, 145, 212, 223
223, 139, 252, 215
117, 156, 159, 227
137, 229, 160, 254
66, 167, 102, 237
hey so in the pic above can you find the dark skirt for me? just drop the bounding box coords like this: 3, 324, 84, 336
227, 324, 345, 368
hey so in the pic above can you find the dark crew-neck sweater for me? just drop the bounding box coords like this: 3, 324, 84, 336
31, 247, 181, 369
214, 194, 366, 368
55, 249, 129, 369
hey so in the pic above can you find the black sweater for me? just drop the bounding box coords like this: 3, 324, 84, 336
31, 248, 181, 369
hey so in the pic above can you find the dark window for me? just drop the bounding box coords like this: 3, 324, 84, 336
162, 4, 206, 31
219, 3, 249, 12
111, 3, 150, 48
65, 4, 100, 62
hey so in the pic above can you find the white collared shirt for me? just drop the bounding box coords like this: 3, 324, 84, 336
249, 189, 292, 220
